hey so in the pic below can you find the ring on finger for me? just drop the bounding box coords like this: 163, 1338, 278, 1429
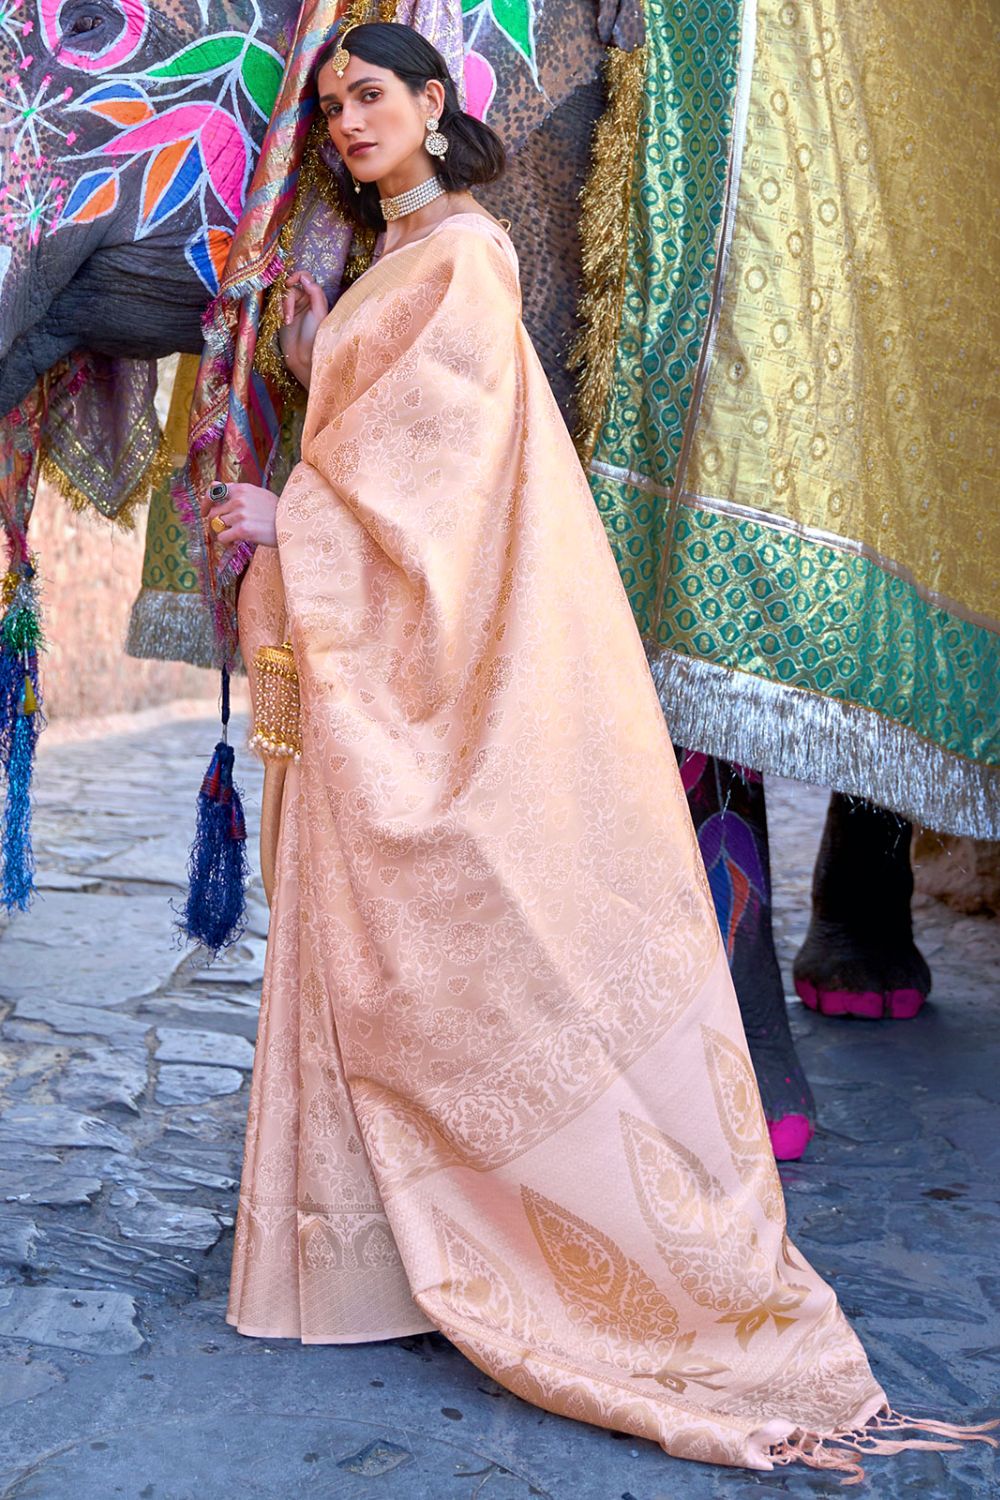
209, 481, 229, 502
210, 515, 226, 535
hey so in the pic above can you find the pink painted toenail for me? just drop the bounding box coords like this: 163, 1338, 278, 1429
833, 990, 884, 1019
817, 990, 850, 1016
769, 1114, 814, 1161
887, 988, 926, 1019
795, 980, 818, 1010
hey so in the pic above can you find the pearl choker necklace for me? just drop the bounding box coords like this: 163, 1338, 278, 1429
379, 176, 446, 222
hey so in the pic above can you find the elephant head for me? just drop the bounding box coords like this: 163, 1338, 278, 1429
0, 0, 297, 415
1, 0, 644, 419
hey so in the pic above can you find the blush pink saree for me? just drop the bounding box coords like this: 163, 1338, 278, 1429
226, 216, 989, 1478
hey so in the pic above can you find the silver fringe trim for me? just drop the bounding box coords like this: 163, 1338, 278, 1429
647, 648, 1000, 839
125, 588, 220, 670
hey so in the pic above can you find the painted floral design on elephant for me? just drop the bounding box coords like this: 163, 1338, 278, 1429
462, 0, 539, 120
1, 0, 283, 291
61, 12, 283, 289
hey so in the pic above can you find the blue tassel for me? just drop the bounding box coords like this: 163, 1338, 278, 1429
0, 645, 23, 766
1, 561, 43, 913
180, 669, 248, 954
1, 695, 37, 911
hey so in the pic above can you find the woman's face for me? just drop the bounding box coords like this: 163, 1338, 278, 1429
317, 53, 442, 186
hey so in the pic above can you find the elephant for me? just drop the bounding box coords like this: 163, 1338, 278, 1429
1, 0, 980, 1163
0, 0, 296, 404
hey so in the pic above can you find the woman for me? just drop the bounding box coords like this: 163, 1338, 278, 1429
207, 22, 992, 1481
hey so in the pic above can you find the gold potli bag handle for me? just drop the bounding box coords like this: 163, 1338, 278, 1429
250, 642, 301, 907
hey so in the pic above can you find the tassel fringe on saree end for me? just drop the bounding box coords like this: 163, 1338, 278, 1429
768, 1409, 999, 1485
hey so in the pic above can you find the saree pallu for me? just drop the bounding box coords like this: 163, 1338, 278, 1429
583, 0, 999, 837
227, 217, 889, 1472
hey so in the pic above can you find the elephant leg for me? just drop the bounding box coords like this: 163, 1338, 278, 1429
793, 793, 931, 1019
679, 752, 816, 1160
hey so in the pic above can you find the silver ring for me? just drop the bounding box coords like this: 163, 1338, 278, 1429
209, 481, 229, 502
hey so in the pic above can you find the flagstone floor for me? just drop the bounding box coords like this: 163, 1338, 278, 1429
0, 709, 997, 1500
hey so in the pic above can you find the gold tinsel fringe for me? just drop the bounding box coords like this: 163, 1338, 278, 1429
39, 422, 173, 532
255, 116, 336, 404
569, 44, 648, 466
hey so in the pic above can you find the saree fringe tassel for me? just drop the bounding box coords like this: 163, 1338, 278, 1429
769, 1409, 999, 1486
569, 43, 647, 466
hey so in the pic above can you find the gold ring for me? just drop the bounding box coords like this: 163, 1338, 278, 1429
210, 515, 226, 535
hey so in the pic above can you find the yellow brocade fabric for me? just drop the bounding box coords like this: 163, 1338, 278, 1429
227, 217, 887, 1472
684, 0, 998, 621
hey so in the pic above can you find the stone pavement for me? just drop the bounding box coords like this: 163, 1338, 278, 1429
0, 709, 997, 1500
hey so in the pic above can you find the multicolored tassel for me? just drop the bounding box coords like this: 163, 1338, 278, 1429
0, 560, 44, 913
179, 666, 248, 954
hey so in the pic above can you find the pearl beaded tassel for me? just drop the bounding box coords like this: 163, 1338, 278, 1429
250, 643, 302, 762
379, 175, 446, 221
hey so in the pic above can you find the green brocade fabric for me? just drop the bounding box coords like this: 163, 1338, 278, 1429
664, 509, 996, 766
127, 402, 305, 670
126, 464, 219, 668
140, 477, 201, 599
587, 0, 744, 638
588, 0, 999, 838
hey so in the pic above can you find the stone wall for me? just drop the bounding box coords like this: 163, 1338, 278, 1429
29, 478, 214, 721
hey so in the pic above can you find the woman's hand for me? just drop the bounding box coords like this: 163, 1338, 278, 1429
278, 269, 329, 389
205, 484, 280, 548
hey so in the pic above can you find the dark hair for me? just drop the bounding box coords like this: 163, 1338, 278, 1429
314, 22, 505, 230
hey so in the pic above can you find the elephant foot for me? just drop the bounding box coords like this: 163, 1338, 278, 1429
743, 1026, 816, 1162
793, 921, 931, 1021
796, 981, 925, 1020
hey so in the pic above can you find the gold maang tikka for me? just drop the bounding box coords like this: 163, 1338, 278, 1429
330, 24, 356, 77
